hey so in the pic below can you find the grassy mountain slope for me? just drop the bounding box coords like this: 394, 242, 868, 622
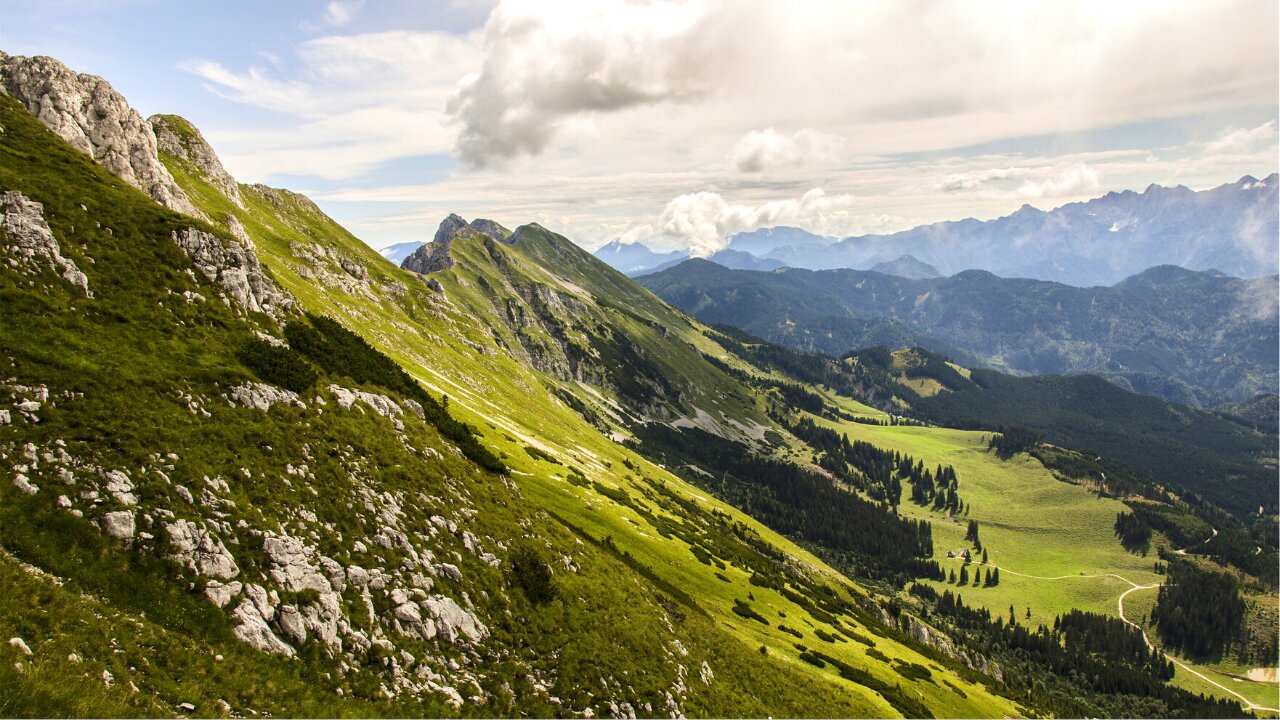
0, 91, 1028, 716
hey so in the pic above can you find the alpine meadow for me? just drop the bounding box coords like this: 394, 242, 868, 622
0, 2, 1277, 719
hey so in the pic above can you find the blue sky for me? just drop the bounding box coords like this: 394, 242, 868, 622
4, 0, 1277, 254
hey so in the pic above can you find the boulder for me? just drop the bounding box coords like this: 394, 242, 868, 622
262, 533, 331, 593
101, 510, 135, 539
422, 595, 488, 643
231, 601, 295, 657
229, 382, 304, 412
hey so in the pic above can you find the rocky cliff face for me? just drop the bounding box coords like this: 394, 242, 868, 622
150, 114, 242, 206
0, 52, 203, 220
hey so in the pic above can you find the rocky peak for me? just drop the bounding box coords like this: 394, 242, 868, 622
401, 214, 519, 275
0, 52, 203, 220
468, 218, 511, 242
149, 114, 242, 207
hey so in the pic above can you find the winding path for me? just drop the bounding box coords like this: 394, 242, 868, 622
947, 557, 1280, 715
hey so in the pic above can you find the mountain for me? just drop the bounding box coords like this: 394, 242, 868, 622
0, 52, 1035, 718
762, 176, 1279, 286
378, 241, 424, 265
869, 254, 940, 280
1, 52, 1270, 719
638, 260, 1278, 406
592, 239, 687, 275
727, 225, 835, 255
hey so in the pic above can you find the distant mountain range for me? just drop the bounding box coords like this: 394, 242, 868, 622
639, 260, 1279, 407
597, 175, 1279, 286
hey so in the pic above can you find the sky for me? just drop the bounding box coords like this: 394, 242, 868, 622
3, 0, 1277, 255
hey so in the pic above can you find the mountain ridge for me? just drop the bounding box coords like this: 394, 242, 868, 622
639, 259, 1278, 406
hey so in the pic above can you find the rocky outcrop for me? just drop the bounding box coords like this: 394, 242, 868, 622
149, 114, 241, 206
164, 519, 240, 580
1, 190, 90, 295
401, 215, 516, 277
172, 227, 292, 321
0, 52, 201, 218
231, 600, 295, 657
402, 214, 465, 275
229, 382, 304, 412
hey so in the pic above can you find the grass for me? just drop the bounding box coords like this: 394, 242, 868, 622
813, 410, 1278, 713
0, 94, 1026, 718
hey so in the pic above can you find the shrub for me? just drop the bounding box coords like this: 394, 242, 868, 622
237, 338, 318, 393
508, 542, 558, 605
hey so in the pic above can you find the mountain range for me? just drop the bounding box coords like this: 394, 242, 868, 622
0, 51, 1275, 719
639, 260, 1278, 407
597, 176, 1279, 286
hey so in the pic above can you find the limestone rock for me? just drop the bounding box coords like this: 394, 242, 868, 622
0, 52, 201, 218
165, 519, 240, 579
422, 595, 488, 644
262, 533, 331, 593
276, 604, 308, 645
230, 382, 304, 412
231, 600, 295, 657
172, 227, 292, 321
204, 580, 243, 608
149, 114, 241, 206
1, 191, 90, 295
101, 510, 135, 539
12, 473, 37, 495
8, 637, 32, 655
327, 384, 404, 431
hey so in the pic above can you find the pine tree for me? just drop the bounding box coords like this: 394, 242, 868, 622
949, 569, 956, 584
981, 548, 988, 564
959, 566, 969, 585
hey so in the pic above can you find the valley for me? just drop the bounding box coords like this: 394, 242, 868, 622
0, 44, 1275, 720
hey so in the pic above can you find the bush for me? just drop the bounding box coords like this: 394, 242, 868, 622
509, 543, 557, 605
237, 338, 318, 393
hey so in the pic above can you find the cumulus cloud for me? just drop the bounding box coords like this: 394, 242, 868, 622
619, 188, 884, 256
731, 128, 846, 172
446, 0, 738, 166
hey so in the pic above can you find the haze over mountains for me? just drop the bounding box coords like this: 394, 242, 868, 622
595, 176, 1279, 285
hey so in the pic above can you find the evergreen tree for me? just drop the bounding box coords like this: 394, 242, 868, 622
981, 548, 988, 564
959, 566, 969, 585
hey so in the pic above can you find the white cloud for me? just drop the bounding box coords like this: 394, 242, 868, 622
443, 0, 1277, 169
446, 0, 728, 167
731, 128, 846, 172
185, 30, 481, 180
620, 188, 880, 257
1203, 120, 1278, 156
926, 163, 1101, 199
324, 0, 365, 27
